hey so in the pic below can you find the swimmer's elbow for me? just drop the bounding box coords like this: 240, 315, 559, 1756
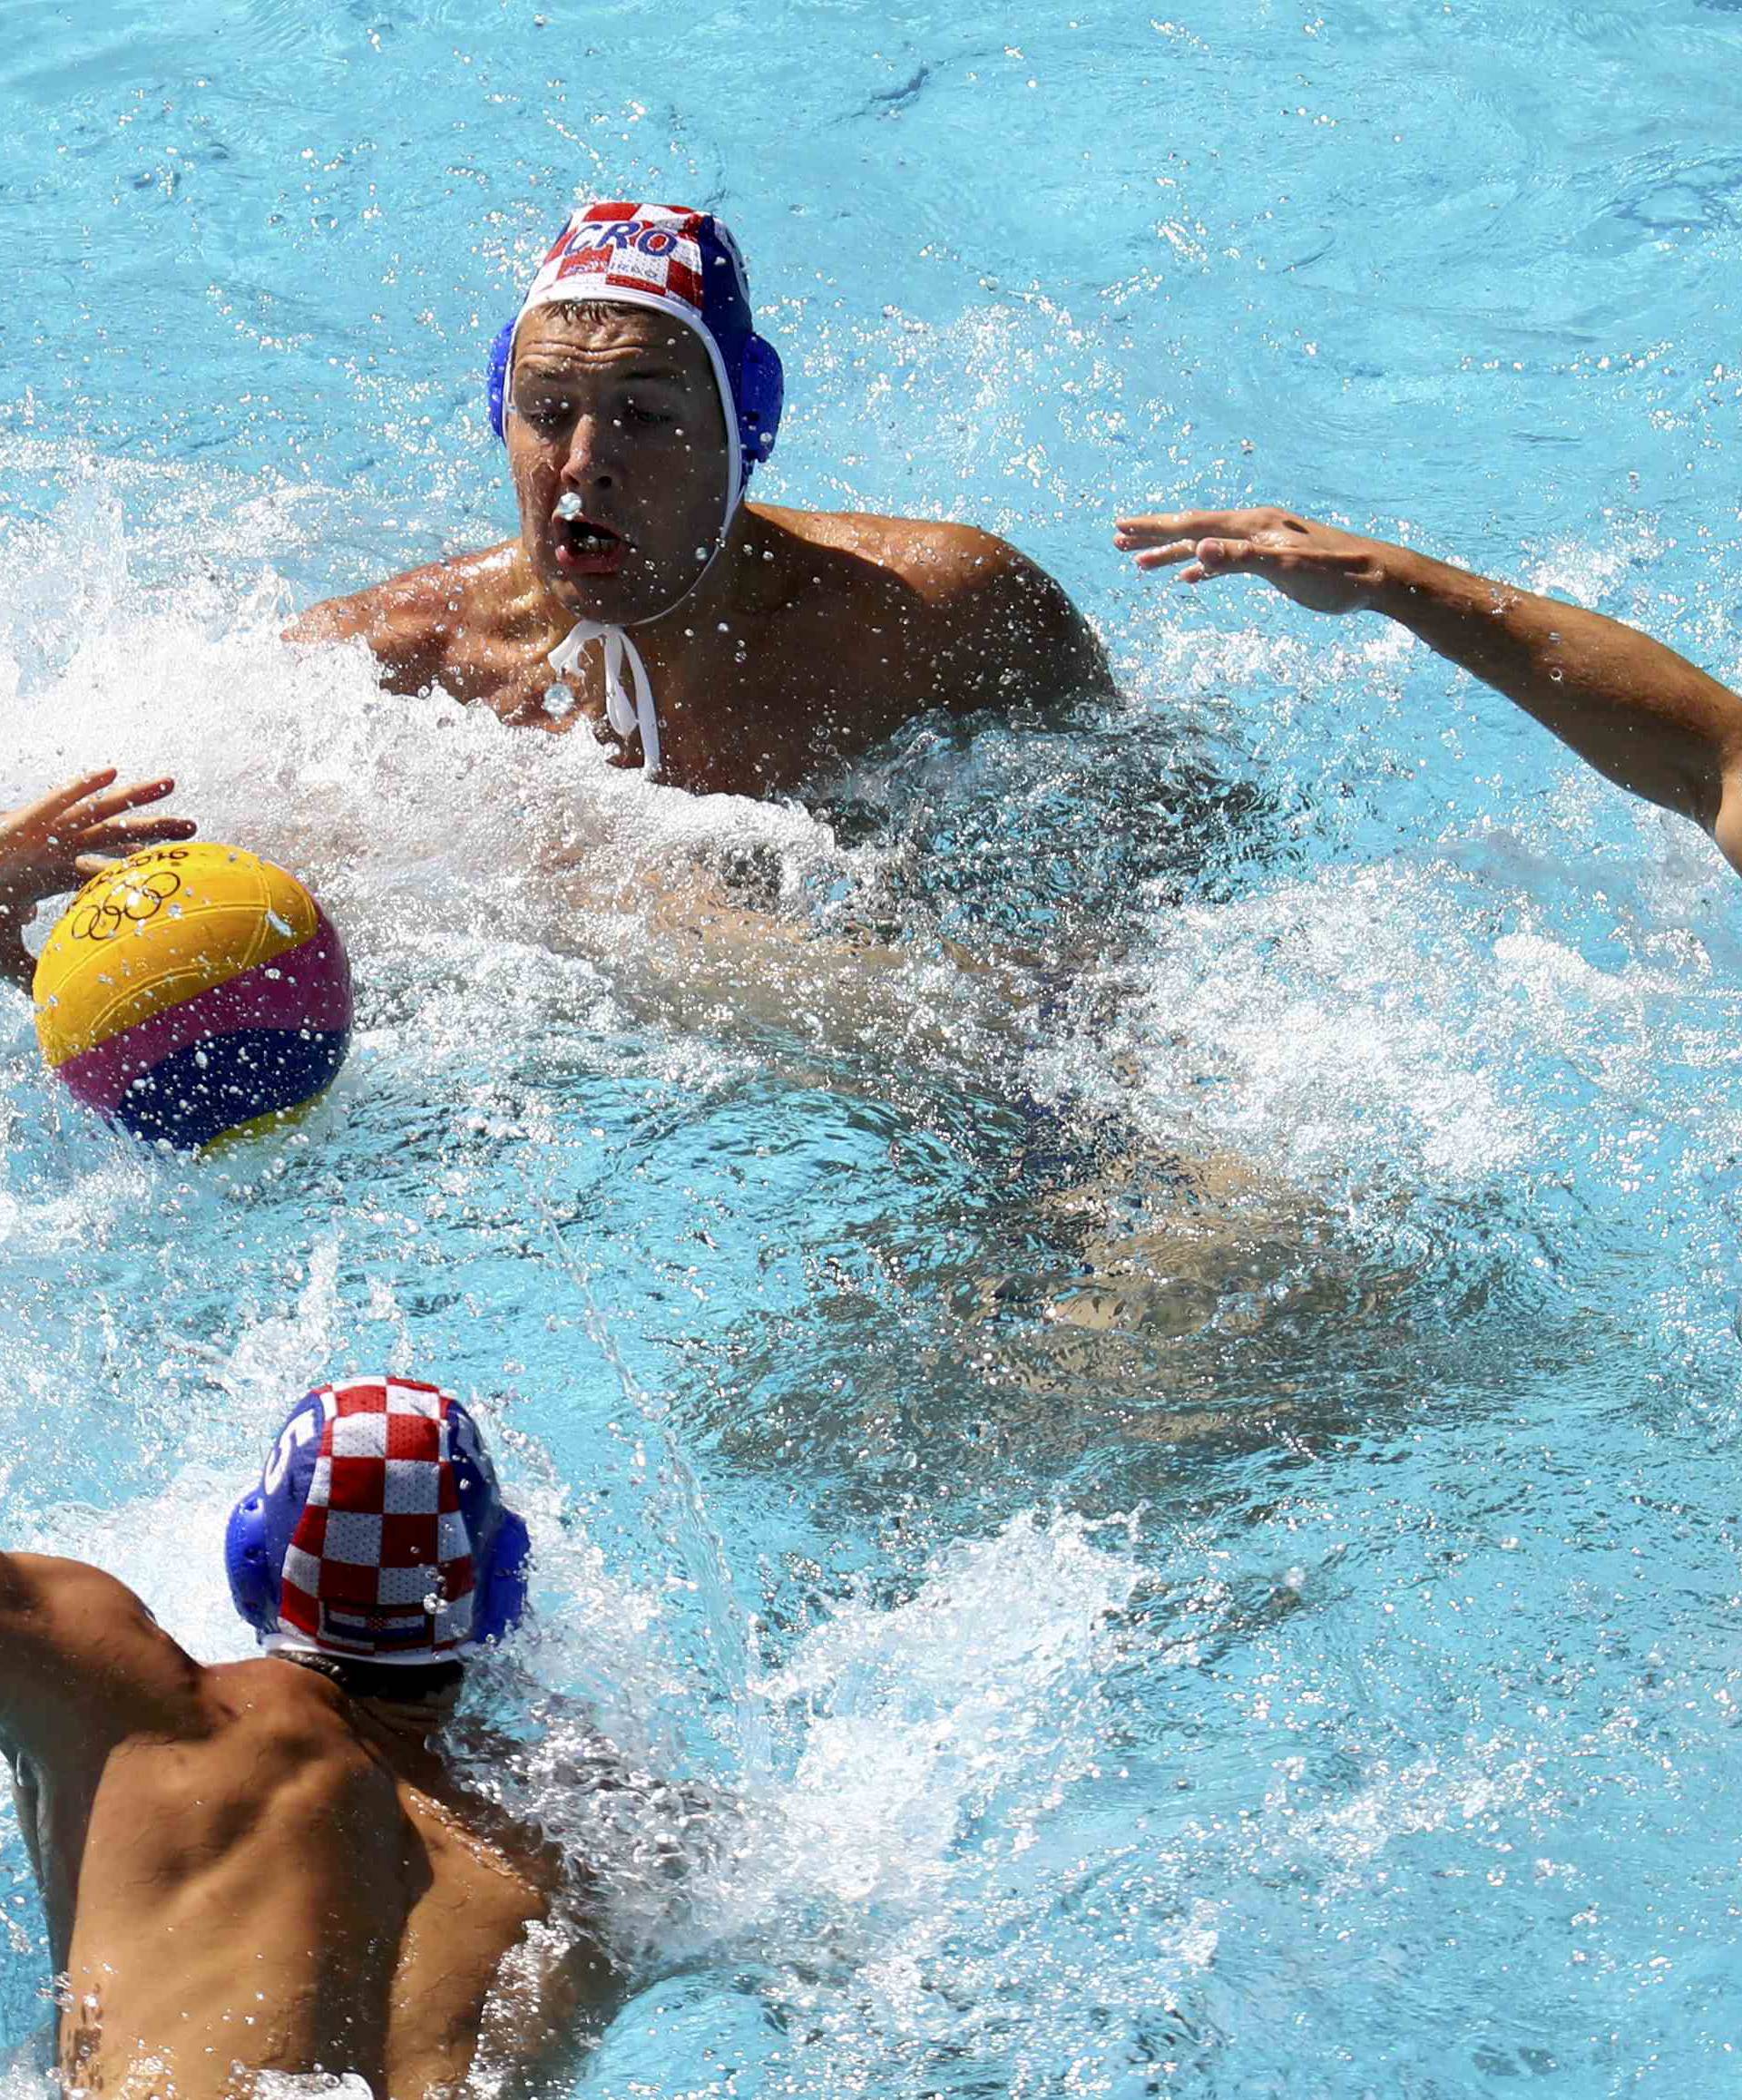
947, 539, 1111, 709
0, 1554, 142, 1640
0, 1551, 34, 1623
1042, 591, 1115, 701
1711, 757, 1742, 880
0, 1556, 66, 1663
999, 560, 1113, 707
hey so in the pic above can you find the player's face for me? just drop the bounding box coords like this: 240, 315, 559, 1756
508, 305, 732, 624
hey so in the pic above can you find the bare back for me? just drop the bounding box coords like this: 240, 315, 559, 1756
0, 1561, 610, 2099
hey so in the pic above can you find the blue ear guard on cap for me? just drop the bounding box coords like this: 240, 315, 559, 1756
474, 1507, 531, 1645
226, 1386, 328, 1640
486, 318, 515, 445
225, 1489, 280, 1638
737, 331, 784, 468
445, 1398, 531, 1647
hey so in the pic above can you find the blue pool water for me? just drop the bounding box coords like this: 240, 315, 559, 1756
5, 1, 1742, 2091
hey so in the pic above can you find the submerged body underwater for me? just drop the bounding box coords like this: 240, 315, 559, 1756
5, 0, 1742, 2092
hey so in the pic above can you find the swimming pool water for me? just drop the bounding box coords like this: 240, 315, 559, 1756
5, 1, 1742, 2092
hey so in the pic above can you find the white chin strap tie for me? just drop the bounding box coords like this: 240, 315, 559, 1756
548, 620, 662, 780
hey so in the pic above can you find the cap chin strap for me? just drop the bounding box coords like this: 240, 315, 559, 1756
545, 507, 737, 782
549, 619, 662, 777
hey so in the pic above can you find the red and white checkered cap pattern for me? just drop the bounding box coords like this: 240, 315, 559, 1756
278, 1377, 477, 1659
527, 200, 710, 322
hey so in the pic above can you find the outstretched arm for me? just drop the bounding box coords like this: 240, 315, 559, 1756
0, 770, 197, 990
1116, 507, 1742, 874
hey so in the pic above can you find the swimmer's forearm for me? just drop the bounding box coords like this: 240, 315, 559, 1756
1372, 546, 1742, 836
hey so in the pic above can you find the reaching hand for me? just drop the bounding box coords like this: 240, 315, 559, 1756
1114, 506, 1394, 616
0, 770, 197, 987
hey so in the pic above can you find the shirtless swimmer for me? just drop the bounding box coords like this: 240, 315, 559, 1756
289, 201, 1111, 798
1, 1375, 614, 2099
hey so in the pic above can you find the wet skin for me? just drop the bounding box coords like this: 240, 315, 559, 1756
0, 1554, 612, 2099
1116, 503, 1742, 875
289, 306, 1112, 799
0, 770, 196, 991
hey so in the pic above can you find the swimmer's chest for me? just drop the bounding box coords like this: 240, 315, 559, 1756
473, 624, 942, 796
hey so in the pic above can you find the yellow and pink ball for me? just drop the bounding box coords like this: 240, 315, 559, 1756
33, 844, 353, 1151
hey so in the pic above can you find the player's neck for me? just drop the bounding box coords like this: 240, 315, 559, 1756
350, 1687, 458, 1752
276, 1652, 462, 1746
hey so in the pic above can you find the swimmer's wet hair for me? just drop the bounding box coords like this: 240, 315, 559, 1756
290, 1653, 465, 1704
519, 298, 695, 337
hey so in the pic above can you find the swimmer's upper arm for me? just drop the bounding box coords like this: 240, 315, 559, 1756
284, 570, 458, 695
928, 528, 1113, 713
284, 594, 375, 647
0, 1553, 198, 1763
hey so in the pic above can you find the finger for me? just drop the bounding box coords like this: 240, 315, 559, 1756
69, 777, 181, 828
1182, 538, 1257, 581
7, 768, 122, 835
80, 815, 198, 852
1115, 511, 1244, 545
1131, 542, 1198, 571
1114, 516, 1182, 549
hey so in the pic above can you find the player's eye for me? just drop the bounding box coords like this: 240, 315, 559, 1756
517, 397, 573, 432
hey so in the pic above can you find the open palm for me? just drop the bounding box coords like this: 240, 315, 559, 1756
0, 770, 197, 982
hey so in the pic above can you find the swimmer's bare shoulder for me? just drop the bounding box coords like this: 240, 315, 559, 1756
286, 542, 542, 705
0, 1551, 612, 2097
760, 503, 1113, 712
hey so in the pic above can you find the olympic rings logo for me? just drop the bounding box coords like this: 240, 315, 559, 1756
69, 869, 182, 943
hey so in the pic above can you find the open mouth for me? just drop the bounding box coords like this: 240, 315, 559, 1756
551, 493, 627, 578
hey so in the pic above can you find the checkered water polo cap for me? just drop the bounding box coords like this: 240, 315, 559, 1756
487, 200, 784, 500
226, 1377, 530, 1665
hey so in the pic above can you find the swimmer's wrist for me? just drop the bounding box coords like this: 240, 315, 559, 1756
1365, 543, 1482, 627
1365, 542, 1434, 619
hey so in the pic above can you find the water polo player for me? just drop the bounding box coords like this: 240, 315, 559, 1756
0, 768, 197, 989
289, 200, 1111, 796
0, 1375, 614, 2096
